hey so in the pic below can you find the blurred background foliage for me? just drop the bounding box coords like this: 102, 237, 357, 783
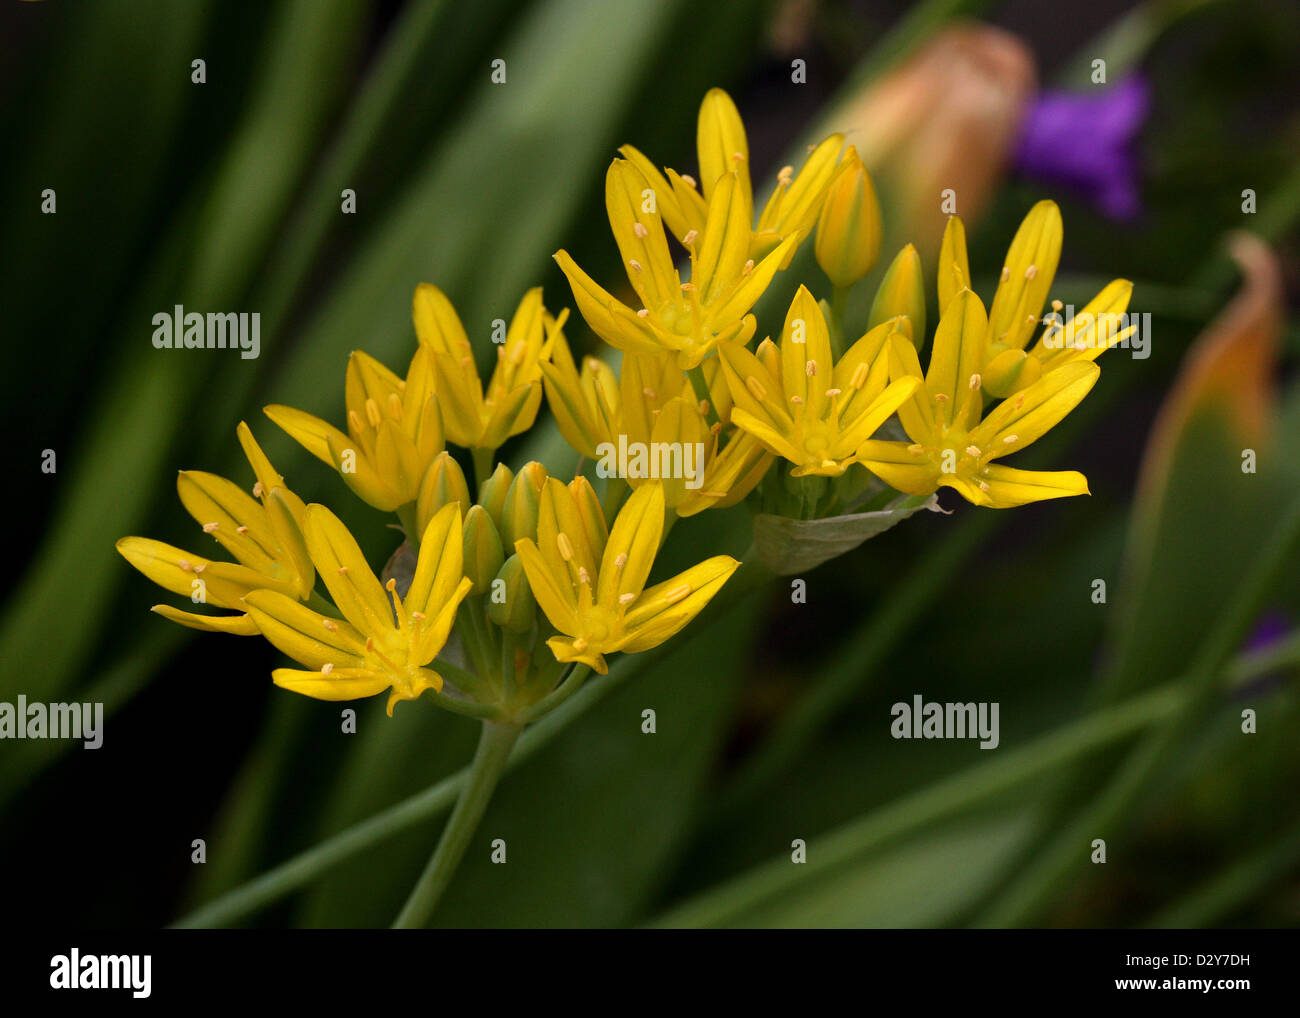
2, 0, 1298, 928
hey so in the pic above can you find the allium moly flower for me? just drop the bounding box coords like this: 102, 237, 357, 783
265, 344, 444, 512
243, 502, 473, 715
857, 289, 1099, 508
620, 88, 845, 262
116, 423, 314, 635
412, 283, 567, 453
717, 285, 920, 478
514, 481, 739, 674
939, 202, 1135, 398
555, 157, 781, 369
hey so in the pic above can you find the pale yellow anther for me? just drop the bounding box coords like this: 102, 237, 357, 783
934, 393, 949, 404
777, 164, 794, 182
619, 592, 636, 605
742, 259, 754, 275
978, 481, 990, 492
178, 559, 192, 572
664, 583, 692, 605
572, 637, 589, 652
578, 566, 591, 584
629, 259, 643, 273
683, 229, 698, 246
321, 663, 334, 675
556, 533, 574, 561
348, 410, 364, 434
365, 398, 382, 428
698, 399, 710, 416
411, 610, 426, 622
323, 620, 338, 631
1003, 435, 1018, 444
192, 563, 205, 574
252, 482, 264, 498
637, 308, 649, 318
1051, 299, 1063, 311
633, 222, 648, 238
615, 552, 628, 568
710, 422, 722, 435
1001, 266, 1010, 282
805, 360, 817, 377
202, 522, 219, 533
965, 445, 982, 457
849, 363, 868, 389
1013, 394, 1026, 410
337, 566, 349, 576
790, 395, 804, 405
681, 282, 695, 292
680, 174, 697, 188
907, 444, 925, 455
642, 387, 656, 399
732, 151, 745, 162
745, 375, 768, 401
969, 374, 982, 390
236, 525, 248, 535
825, 387, 842, 398
1025, 264, 1038, 280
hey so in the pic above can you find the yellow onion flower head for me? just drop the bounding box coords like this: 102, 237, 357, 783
555, 157, 779, 369
944, 202, 1135, 398
413, 282, 567, 452
717, 285, 921, 478
515, 481, 739, 674
857, 288, 1100, 508
814, 144, 883, 289
539, 325, 620, 460
614, 350, 771, 516
244, 502, 474, 716
619, 87, 846, 263
265, 344, 444, 512
116, 422, 314, 635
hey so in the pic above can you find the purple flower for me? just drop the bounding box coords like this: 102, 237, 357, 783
1013, 75, 1149, 221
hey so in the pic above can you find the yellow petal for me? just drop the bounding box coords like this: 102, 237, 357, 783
236, 421, 285, 496
325, 431, 402, 512
780, 285, 832, 421
116, 536, 267, 608
971, 361, 1099, 456
621, 555, 739, 652
710, 233, 798, 325
937, 215, 970, 315
150, 604, 260, 635
176, 470, 279, 573
693, 171, 751, 305
598, 482, 664, 610
264, 404, 351, 468
244, 589, 368, 669
856, 440, 939, 496
606, 159, 679, 310
697, 88, 751, 214
515, 538, 579, 630
272, 666, 392, 703
412, 282, 469, 356
885, 335, 935, 443
986, 199, 1062, 350
406, 502, 466, 620
925, 288, 988, 429
977, 463, 1090, 507
302, 504, 395, 635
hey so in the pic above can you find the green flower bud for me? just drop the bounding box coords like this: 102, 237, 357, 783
415, 451, 470, 536
867, 243, 926, 346
487, 554, 535, 634
500, 461, 547, 549
814, 145, 882, 289
478, 462, 514, 533
462, 505, 505, 595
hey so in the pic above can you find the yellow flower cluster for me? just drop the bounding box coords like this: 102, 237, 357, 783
119, 88, 1132, 719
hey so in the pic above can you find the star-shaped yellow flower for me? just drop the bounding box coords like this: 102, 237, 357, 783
555, 156, 790, 369
243, 502, 473, 716
620, 87, 845, 262
857, 288, 1100, 508
514, 481, 739, 674
939, 202, 1135, 398
116, 423, 314, 634
716, 285, 921, 477
265, 344, 444, 512
412, 283, 568, 454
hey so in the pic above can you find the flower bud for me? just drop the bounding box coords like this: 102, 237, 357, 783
415, 451, 470, 536
487, 554, 536, 634
500, 461, 547, 548
867, 244, 926, 346
462, 505, 505, 595
982, 345, 1043, 399
814, 145, 882, 289
478, 462, 514, 532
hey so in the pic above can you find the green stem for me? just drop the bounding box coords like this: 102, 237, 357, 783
170, 567, 772, 929
391, 720, 522, 928
686, 363, 721, 429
